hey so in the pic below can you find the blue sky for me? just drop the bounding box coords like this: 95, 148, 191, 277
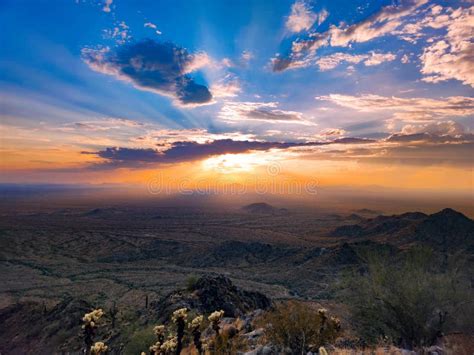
0, 0, 473, 187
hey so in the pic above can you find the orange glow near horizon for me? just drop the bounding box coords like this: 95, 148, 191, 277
2, 150, 471, 195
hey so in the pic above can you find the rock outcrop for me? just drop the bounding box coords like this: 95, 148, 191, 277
152, 274, 272, 320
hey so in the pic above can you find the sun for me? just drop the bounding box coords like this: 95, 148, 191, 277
202, 152, 271, 174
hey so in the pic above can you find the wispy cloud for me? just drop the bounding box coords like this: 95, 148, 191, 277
219, 101, 313, 124
144, 22, 162, 35
316, 51, 396, 71
103, 21, 131, 45
210, 76, 242, 98
274, 0, 426, 72
316, 94, 474, 122
273, 1, 474, 89
285, 1, 328, 33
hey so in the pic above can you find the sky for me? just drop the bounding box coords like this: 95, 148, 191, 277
0, 0, 473, 196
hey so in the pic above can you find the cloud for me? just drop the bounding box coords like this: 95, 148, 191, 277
83, 127, 474, 170
131, 129, 257, 147
363, 52, 397, 66
419, 6, 474, 87
298, 127, 474, 167
273, 0, 427, 72
286, 1, 318, 33
102, 0, 112, 13
60, 118, 144, 132
400, 120, 466, 136
144, 22, 162, 35
328, 0, 428, 47
85, 139, 297, 168
318, 8, 329, 26
316, 94, 474, 122
210, 76, 242, 98
319, 128, 347, 137
274, 0, 474, 89
103, 21, 131, 44
219, 101, 312, 124
84, 135, 380, 169
241, 50, 254, 63
144, 22, 156, 29
81, 40, 213, 107
315, 51, 396, 71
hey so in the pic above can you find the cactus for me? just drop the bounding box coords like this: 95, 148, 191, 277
90, 341, 108, 354
208, 310, 224, 336
82, 309, 105, 355
171, 308, 188, 354
188, 315, 204, 354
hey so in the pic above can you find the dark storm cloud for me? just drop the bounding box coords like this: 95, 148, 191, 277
84, 139, 299, 168
82, 128, 474, 171
82, 40, 212, 106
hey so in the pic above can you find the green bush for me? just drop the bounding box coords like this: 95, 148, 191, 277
185, 275, 199, 291
123, 326, 155, 355
259, 301, 341, 354
343, 247, 473, 349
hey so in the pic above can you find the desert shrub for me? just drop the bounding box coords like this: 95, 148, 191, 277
343, 247, 473, 349
123, 327, 155, 355
186, 275, 199, 291
259, 301, 341, 354
211, 330, 249, 354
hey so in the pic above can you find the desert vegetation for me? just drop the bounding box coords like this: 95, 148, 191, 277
0, 206, 473, 353
342, 247, 474, 350
257, 302, 341, 354
79, 302, 342, 354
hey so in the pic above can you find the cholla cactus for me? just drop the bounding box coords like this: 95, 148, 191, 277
189, 315, 203, 329
208, 310, 224, 323
90, 341, 108, 354
83, 309, 104, 328
154, 325, 166, 336
149, 325, 166, 355
188, 315, 204, 354
317, 308, 327, 317
82, 309, 104, 354
330, 316, 341, 330
172, 308, 188, 354
154, 325, 166, 342
149, 341, 162, 355
171, 308, 188, 322
160, 336, 178, 354
208, 310, 224, 336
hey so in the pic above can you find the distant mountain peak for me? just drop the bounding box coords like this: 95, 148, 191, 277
430, 208, 469, 219
415, 208, 474, 248
241, 202, 288, 215
329, 208, 474, 251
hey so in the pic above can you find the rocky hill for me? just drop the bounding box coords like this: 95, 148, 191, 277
151, 275, 272, 320
329, 208, 474, 251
